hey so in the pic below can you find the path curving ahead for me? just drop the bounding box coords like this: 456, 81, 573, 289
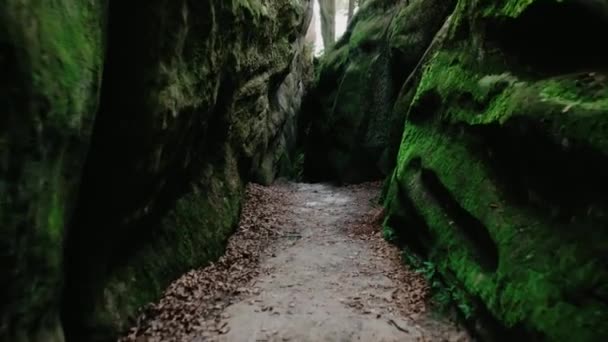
124, 182, 468, 342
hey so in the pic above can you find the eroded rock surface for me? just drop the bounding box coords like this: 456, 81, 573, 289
1, 1, 312, 341
306, 0, 608, 340
303, 0, 456, 183
0, 2, 106, 341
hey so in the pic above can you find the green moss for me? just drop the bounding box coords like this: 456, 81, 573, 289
97, 161, 243, 337
385, 3, 608, 338
457, 0, 565, 21
12, 0, 105, 129
1, 1, 105, 340
482, 0, 539, 18
316, 44, 349, 82
409, 49, 608, 152
410, 50, 521, 125
232, 0, 269, 18
305, 0, 457, 182
537, 76, 608, 151
389, 120, 608, 341
348, 14, 390, 50
4, 0, 309, 340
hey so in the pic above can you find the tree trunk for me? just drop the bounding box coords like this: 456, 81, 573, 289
319, 0, 335, 50
348, 0, 355, 23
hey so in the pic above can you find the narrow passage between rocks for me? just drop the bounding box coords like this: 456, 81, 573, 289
123, 182, 469, 342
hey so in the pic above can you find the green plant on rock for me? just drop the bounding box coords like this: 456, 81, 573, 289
382, 225, 397, 243
402, 249, 475, 320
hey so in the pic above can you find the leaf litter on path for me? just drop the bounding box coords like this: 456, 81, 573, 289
121, 181, 469, 342
121, 184, 293, 342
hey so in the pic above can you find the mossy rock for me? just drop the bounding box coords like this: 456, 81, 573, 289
384, 0, 608, 340
61, 0, 312, 340
0, 1, 105, 340
1, 0, 311, 340
71, 144, 244, 341
303, 0, 456, 183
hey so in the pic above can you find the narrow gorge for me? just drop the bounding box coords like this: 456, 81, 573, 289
1, 0, 607, 341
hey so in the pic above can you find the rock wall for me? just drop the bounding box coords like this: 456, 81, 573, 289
0, 1, 106, 341
307, 0, 608, 340
0, 1, 312, 341
384, 1, 608, 339
303, 0, 455, 183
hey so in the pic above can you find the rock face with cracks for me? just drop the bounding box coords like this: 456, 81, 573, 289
306, 0, 608, 340
0, 0, 312, 341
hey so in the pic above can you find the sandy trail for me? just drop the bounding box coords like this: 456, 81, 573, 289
125, 182, 468, 342
198, 183, 466, 342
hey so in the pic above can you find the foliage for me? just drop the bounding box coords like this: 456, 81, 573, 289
382, 225, 398, 243
402, 249, 474, 320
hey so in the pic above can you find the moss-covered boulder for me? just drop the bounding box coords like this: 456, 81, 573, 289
1, 0, 312, 341
0, 2, 105, 341
384, 0, 608, 340
303, 0, 455, 183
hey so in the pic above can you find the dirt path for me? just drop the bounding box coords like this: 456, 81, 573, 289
124, 182, 468, 342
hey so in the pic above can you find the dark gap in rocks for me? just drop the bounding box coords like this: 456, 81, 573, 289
389, 48, 416, 100
385, 85, 416, 173
288, 31, 298, 44
0, 40, 20, 129
385, 213, 428, 256
454, 91, 487, 114
456, 92, 475, 108
408, 89, 442, 123
439, 269, 542, 342
62, 1, 148, 339
108, 70, 235, 271
419, 168, 499, 273
0, 33, 33, 309
359, 41, 376, 54
385, 175, 434, 257
300, 105, 344, 183
339, 150, 385, 184
391, 158, 535, 340
485, 0, 608, 75
451, 15, 470, 42
353, 48, 394, 178
62, 1, 235, 340
296, 90, 319, 153
563, 284, 608, 308
468, 120, 608, 296
474, 121, 608, 230
182, 1, 213, 63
